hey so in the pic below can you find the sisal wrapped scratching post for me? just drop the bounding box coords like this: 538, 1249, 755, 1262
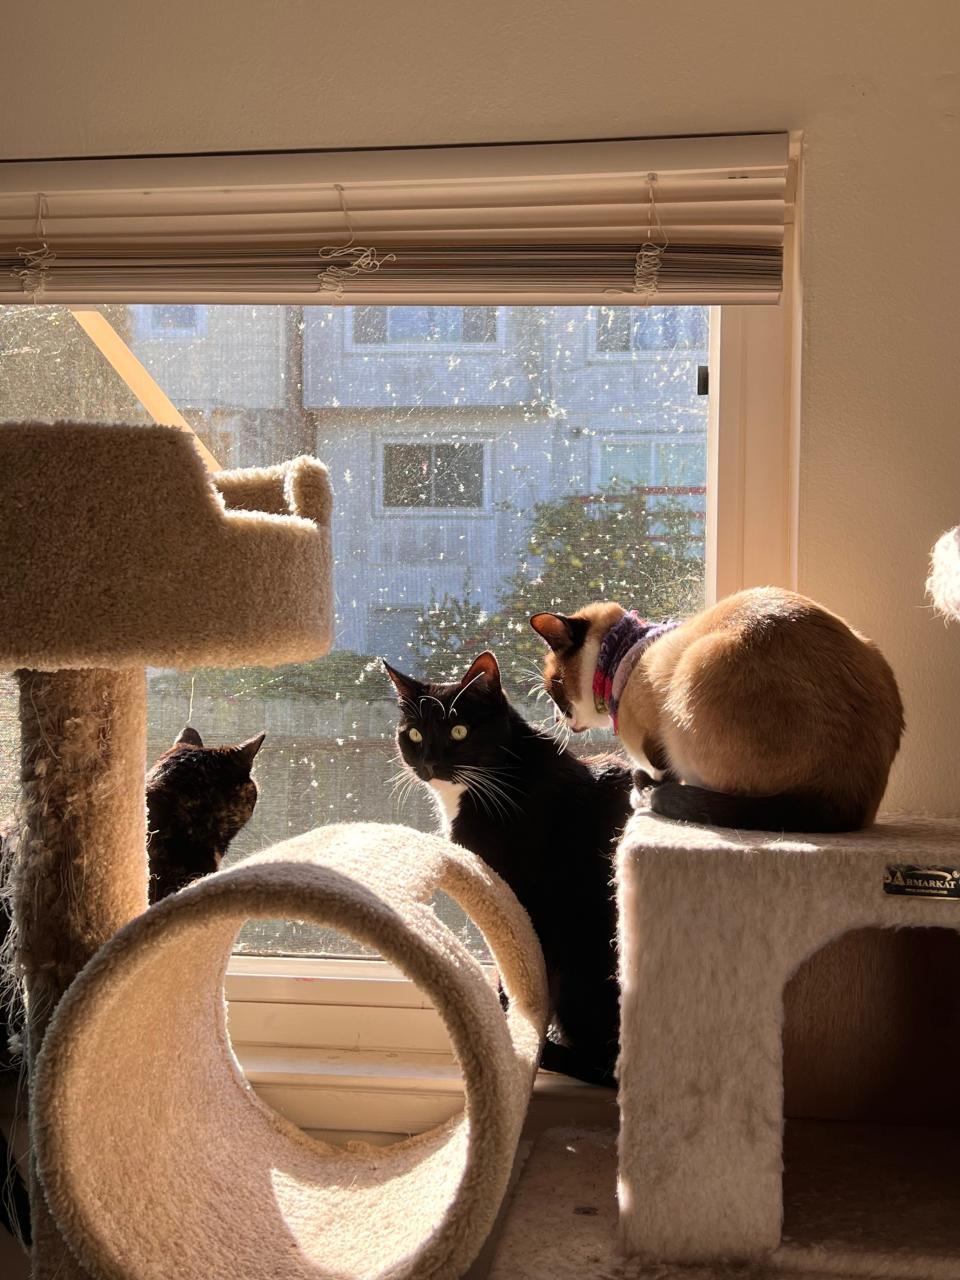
14, 669, 146, 1280
1, 422, 334, 1278
32, 824, 547, 1280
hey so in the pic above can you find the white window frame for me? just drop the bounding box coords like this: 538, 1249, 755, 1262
42, 292, 799, 1138
344, 304, 507, 353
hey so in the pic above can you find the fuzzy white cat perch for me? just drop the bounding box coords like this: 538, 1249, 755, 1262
489, 813, 960, 1280
33, 824, 546, 1280
0, 422, 546, 1280
0, 422, 334, 669
928, 525, 960, 623
616, 812, 960, 1274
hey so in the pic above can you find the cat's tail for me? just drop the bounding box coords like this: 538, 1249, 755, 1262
648, 781, 866, 833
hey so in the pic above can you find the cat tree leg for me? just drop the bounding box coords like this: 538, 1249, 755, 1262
15, 668, 147, 1280
617, 843, 783, 1262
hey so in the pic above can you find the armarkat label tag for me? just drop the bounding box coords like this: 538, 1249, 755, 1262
884, 865, 960, 898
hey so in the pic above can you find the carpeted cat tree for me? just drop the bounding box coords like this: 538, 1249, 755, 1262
0, 422, 547, 1280
489, 531, 960, 1280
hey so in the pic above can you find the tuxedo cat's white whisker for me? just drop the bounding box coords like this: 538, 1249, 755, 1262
458, 775, 498, 821
457, 767, 521, 815
455, 769, 511, 821
446, 672, 485, 717
460, 766, 523, 798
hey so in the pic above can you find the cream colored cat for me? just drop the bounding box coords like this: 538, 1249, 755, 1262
531, 586, 903, 831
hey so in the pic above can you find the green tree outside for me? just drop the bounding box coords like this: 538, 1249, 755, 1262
412, 485, 704, 689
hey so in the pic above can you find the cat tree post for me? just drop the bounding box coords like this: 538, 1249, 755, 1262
1, 422, 334, 1279
14, 668, 146, 1280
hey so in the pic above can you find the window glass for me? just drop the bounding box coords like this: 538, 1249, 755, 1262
0, 303, 709, 958
595, 305, 708, 353
353, 305, 499, 345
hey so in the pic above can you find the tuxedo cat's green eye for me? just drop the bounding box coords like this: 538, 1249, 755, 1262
450, 724, 469, 741
408, 727, 423, 743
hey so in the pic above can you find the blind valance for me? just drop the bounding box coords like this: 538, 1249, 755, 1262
0, 134, 791, 306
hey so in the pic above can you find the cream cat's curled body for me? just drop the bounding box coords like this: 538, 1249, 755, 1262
531, 587, 904, 832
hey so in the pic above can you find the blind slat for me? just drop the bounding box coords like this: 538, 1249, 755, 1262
0, 134, 791, 305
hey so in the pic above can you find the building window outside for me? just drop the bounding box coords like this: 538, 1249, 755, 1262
594, 305, 708, 355
382, 441, 485, 509
133, 304, 208, 340
352, 305, 500, 347
595, 436, 707, 490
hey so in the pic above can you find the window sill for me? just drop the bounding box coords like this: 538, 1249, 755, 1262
234, 1042, 616, 1141
226, 957, 616, 1137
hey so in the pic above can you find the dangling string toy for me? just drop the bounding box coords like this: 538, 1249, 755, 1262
15, 193, 55, 302
318, 183, 396, 300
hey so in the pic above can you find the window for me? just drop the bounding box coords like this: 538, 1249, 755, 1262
0, 302, 712, 964
595, 436, 708, 490
382, 442, 485, 509
133, 304, 208, 340
594, 305, 708, 354
352, 305, 500, 346
0, 297, 795, 1135
0, 134, 796, 1133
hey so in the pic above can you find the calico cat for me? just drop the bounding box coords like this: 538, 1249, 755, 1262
384, 650, 633, 1087
0, 724, 264, 1248
531, 586, 904, 832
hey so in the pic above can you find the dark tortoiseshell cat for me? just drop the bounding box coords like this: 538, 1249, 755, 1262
0, 724, 264, 1247
146, 725, 265, 902
385, 650, 632, 1087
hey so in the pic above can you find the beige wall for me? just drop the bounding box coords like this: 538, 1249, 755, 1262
3, 0, 959, 813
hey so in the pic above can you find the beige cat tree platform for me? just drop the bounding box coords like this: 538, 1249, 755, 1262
0, 422, 547, 1280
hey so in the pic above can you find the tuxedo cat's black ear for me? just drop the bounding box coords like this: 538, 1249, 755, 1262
381, 660, 423, 706
529, 613, 589, 653
236, 732, 266, 770
175, 726, 204, 748
460, 651, 502, 696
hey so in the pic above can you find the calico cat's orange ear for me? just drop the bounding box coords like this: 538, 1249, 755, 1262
461, 650, 501, 695
382, 660, 423, 705
529, 612, 587, 652
175, 725, 204, 748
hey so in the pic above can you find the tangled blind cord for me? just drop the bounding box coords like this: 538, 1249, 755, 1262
318, 183, 396, 299
604, 171, 669, 302
15, 193, 55, 302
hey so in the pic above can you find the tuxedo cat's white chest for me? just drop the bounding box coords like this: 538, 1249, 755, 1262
429, 779, 466, 833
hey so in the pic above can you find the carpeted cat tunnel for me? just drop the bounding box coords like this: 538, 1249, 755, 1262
0, 422, 547, 1280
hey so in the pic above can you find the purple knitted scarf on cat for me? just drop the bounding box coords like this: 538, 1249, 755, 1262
592, 611, 681, 733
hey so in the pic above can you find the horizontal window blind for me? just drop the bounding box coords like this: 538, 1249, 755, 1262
0, 134, 791, 306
